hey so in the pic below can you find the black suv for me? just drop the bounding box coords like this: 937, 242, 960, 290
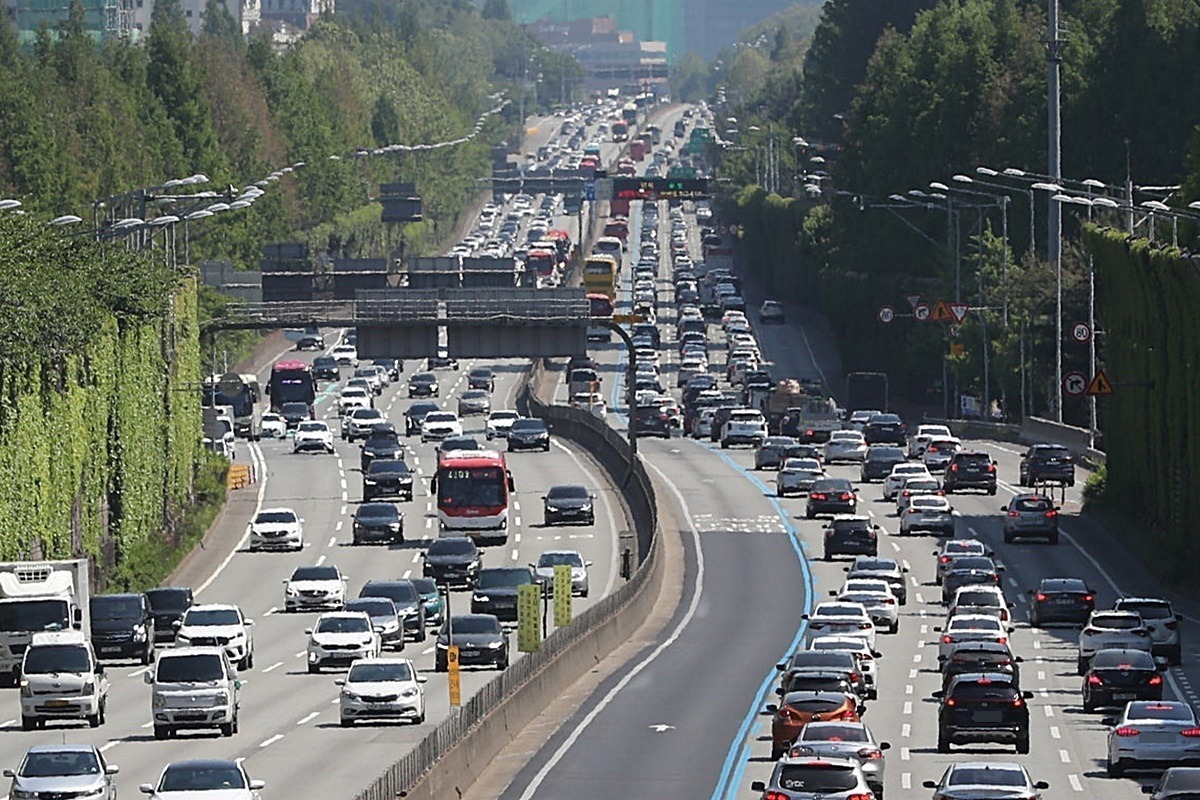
404, 401, 440, 436
633, 406, 672, 439
360, 424, 403, 471
1019, 444, 1076, 486
943, 450, 998, 494
471, 567, 536, 622
860, 446, 906, 482
362, 458, 414, 501
311, 356, 340, 381
1081, 648, 1162, 712
421, 537, 483, 588
941, 642, 1021, 690
145, 587, 193, 643
822, 515, 880, 560
90, 593, 155, 664
862, 413, 907, 445
806, 478, 858, 519
936, 672, 1032, 754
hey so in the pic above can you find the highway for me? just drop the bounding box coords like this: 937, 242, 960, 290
0, 110, 641, 796
491, 163, 1200, 800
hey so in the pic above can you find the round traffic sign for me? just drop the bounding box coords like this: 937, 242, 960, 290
1063, 370, 1088, 397
1071, 321, 1092, 343
913, 303, 931, 322
877, 306, 895, 324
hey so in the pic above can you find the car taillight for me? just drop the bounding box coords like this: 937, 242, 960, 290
812, 492, 827, 500
846, 794, 873, 800
1012, 696, 1025, 707
942, 635, 953, 644
1149, 674, 1163, 686
858, 748, 884, 760
1084, 595, 1094, 603
1036, 593, 1048, 602
950, 464, 959, 472
850, 673, 860, 682
998, 636, 1008, 645
841, 709, 858, 720
1115, 726, 1140, 737
1045, 509, 1058, 518
840, 492, 853, 500
1008, 511, 1020, 517
764, 792, 789, 800
1087, 674, 1104, 685
987, 464, 997, 472
945, 697, 957, 707
885, 597, 896, 604
940, 556, 951, 563
806, 429, 814, 436
1182, 728, 1200, 738
928, 445, 939, 453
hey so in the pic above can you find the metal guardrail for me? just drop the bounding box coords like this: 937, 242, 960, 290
351, 365, 660, 800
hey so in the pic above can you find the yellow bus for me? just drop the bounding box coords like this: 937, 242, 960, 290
583, 254, 618, 300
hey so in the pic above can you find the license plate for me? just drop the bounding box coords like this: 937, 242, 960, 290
459, 650, 477, 657
46, 699, 70, 707
972, 711, 1003, 723
1113, 693, 1136, 701
101, 646, 123, 653
1139, 731, 1178, 744
1054, 598, 1076, 604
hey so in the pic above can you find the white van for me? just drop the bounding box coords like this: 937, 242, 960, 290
20, 630, 109, 730
145, 646, 241, 739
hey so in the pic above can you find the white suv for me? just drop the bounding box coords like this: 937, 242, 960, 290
720, 409, 767, 448
1114, 597, 1183, 665
174, 604, 255, 670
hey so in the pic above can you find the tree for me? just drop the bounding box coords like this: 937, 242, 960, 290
202, 0, 243, 47
481, 0, 510, 21
670, 51, 709, 103
370, 94, 399, 147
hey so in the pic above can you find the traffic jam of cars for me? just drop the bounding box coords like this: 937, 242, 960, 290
596, 158, 1195, 800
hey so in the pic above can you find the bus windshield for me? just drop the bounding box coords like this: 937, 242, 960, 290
438, 466, 507, 509
269, 361, 315, 411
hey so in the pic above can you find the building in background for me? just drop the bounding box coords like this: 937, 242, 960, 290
10, 0, 304, 43
527, 15, 667, 95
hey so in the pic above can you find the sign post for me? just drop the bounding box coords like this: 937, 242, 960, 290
517, 584, 542, 653
447, 646, 461, 707
553, 565, 573, 628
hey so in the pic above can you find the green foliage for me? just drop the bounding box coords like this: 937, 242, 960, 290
1082, 464, 1107, 507
670, 51, 710, 103
0, 216, 200, 589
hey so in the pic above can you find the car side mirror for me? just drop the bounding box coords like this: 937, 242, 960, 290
931, 690, 944, 698
1008, 627, 1015, 634
932, 626, 942, 632
172, 619, 182, 628
764, 704, 778, 714
774, 687, 784, 696
873, 651, 883, 658
751, 782, 766, 793
775, 662, 786, 671
139, 784, 155, 794
923, 781, 938, 789
1014, 656, 1024, 663
334, 679, 345, 686
999, 505, 1007, 512
1034, 782, 1049, 790
1102, 716, 1117, 726
879, 741, 891, 750
249, 780, 266, 791
801, 614, 810, 620
1009, 602, 1016, 609
842, 567, 850, 573
829, 590, 838, 597
374, 625, 385, 633
305, 628, 313, 635
143, 672, 154, 685
586, 561, 594, 567
95, 664, 105, 675
245, 619, 254, 626
2, 769, 13, 778
996, 564, 1006, 571
1155, 656, 1170, 671
1023, 690, 1035, 699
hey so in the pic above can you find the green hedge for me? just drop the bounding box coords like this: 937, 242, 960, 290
1086, 226, 1198, 552
0, 217, 200, 590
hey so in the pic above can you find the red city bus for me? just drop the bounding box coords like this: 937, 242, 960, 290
267, 359, 316, 415
603, 217, 629, 242
525, 248, 556, 278
587, 292, 615, 342
434, 450, 515, 542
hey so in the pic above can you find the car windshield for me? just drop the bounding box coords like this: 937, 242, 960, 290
490, 411, 520, 422
367, 461, 409, 476
462, 390, 487, 400
24, 645, 90, 674
356, 504, 398, 521
254, 510, 297, 524
911, 497, 946, 509
21, 751, 101, 777
408, 403, 438, 416
344, 599, 394, 617
282, 402, 309, 415
183, 608, 240, 626
957, 453, 992, 465
537, 552, 584, 568
789, 652, 854, 669
957, 591, 1001, 606
947, 767, 1026, 787
869, 414, 901, 424
425, 413, 456, 423
853, 559, 896, 572
157, 654, 225, 682
813, 479, 852, 491
953, 558, 995, 571
1094, 614, 1142, 629
817, 605, 863, 617
951, 680, 1018, 700
870, 448, 905, 460
90, 595, 142, 619
1119, 600, 1173, 619
316, 616, 369, 634
160, 764, 246, 791
950, 616, 1002, 631
411, 374, 435, 384
547, 486, 589, 500
292, 566, 339, 581
799, 724, 869, 742
1041, 578, 1087, 592
511, 419, 547, 433
362, 582, 418, 603
411, 578, 437, 595
476, 569, 533, 589
1014, 496, 1053, 511
297, 422, 326, 433
428, 538, 476, 556
774, 763, 858, 793
946, 541, 986, 554
146, 589, 191, 611
1129, 703, 1196, 722
347, 661, 414, 683
1093, 650, 1155, 668
451, 616, 500, 635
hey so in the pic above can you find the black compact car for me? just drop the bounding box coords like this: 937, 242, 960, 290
435, 614, 508, 671
422, 536, 483, 588
941, 642, 1021, 690
90, 593, 154, 663
467, 367, 496, 392
280, 401, 311, 428
862, 413, 907, 445
352, 502, 404, 544
426, 354, 459, 370
360, 424, 403, 472
860, 446, 907, 482
633, 406, 672, 439
362, 459, 413, 501
1081, 648, 1163, 712
1028, 577, 1095, 626
359, 580, 426, 641
508, 418, 551, 452
943, 450, 998, 494
806, 478, 858, 519
941, 556, 1004, 603
145, 587, 194, 643
543, 484, 596, 526
1019, 443, 1076, 486
311, 356, 341, 381
404, 401, 440, 435
408, 372, 439, 398
936, 672, 1032, 754
471, 567, 536, 622
822, 515, 880, 560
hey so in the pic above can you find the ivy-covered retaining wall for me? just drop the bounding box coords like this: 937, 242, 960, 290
0, 216, 200, 590
1086, 225, 1199, 569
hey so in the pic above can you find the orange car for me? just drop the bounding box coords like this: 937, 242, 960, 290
769, 691, 861, 760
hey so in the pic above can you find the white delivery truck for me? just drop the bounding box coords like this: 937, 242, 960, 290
0, 560, 89, 685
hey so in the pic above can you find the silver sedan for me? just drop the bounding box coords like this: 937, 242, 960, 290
777, 458, 825, 497
787, 721, 889, 796
1107, 700, 1200, 776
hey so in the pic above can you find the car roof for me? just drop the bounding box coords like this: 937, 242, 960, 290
25, 743, 100, 755
163, 758, 242, 770
187, 603, 239, 613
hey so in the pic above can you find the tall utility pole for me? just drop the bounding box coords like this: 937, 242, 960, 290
1048, 0, 1065, 422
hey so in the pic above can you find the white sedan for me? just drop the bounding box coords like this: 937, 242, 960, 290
804, 601, 877, 652
421, 412, 463, 442
936, 613, 1011, 661
777, 458, 825, 497
824, 430, 868, 464
837, 589, 899, 634
1107, 701, 1200, 777
338, 386, 372, 415
306, 612, 381, 673
898, 494, 955, 536
883, 463, 932, 501
260, 412, 287, 439
139, 759, 264, 800
249, 507, 304, 552
293, 421, 335, 454
907, 423, 952, 457
338, 658, 426, 726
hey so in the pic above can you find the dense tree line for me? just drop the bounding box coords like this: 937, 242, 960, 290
712, 0, 1200, 425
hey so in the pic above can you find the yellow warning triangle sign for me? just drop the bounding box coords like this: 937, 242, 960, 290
1085, 370, 1115, 396
929, 300, 955, 322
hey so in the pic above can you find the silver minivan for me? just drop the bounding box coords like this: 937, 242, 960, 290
145, 647, 240, 739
